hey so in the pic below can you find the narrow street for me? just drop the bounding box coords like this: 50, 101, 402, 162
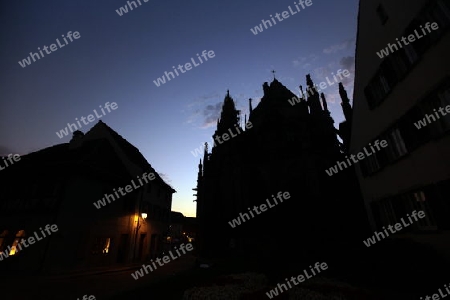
0, 255, 196, 300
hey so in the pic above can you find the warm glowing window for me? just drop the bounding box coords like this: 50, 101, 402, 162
103, 238, 111, 254
9, 230, 25, 256
91, 237, 111, 255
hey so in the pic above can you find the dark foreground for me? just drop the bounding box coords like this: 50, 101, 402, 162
111, 238, 449, 300
0, 238, 447, 299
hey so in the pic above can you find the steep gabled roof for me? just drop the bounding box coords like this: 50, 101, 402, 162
86, 121, 175, 193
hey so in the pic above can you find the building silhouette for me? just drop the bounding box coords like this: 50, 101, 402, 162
351, 0, 450, 261
0, 121, 175, 273
195, 76, 369, 259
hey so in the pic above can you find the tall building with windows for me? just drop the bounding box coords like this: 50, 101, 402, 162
352, 0, 450, 259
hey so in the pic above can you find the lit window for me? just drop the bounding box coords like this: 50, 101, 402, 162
103, 238, 111, 254
9, 230, 25, 256
92, 237, 111, 255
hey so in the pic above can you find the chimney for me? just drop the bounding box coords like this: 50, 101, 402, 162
69, 130, 84, 148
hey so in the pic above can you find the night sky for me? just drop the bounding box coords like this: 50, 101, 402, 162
0, 0, 358, 217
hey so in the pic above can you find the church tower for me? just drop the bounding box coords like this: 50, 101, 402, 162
213, 90, 241, 147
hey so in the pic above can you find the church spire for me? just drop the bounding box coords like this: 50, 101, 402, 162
306, 74, 314, 89
213, 90, 241, 146
202, 142, 209, 162
339, 82, 352, 122
321, 93, 329, 112
305, 74, 322, 115
299, 85, 305, 99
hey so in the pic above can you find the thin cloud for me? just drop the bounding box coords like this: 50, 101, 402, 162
339, 56, 355, 86
184, 92, 221, 127
202, 102, 222, 129
340, 56, 355, 71
323, 38, 355, 54
292, 54, 319, 68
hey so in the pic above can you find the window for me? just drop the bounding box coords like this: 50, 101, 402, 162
366, 0, 450, 111
403, 191, 437, 230
381, 59, 399, 88
385, 127, 408, 161
360, 149, 381, 176
371, 202, 383, 229
9, 230, 26, 256
378, 198, 397, 227
375, 138, 389, 167
389, 51, 410, 81
364, 86, 375, 109
365, 70, 393, 109
435, 179, 450, 229
376, 4, 389, 24
403, 42, 420, 65
374, 191, 438, 232
428, 0, 450, 33
436, 85, 450, 131
406, 20, 432, 55
420, 95, 445, 137
398, 109, 422, 151
91, 237, 111, 255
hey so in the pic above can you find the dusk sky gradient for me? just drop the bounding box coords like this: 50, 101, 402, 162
0, 0, 359, 217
